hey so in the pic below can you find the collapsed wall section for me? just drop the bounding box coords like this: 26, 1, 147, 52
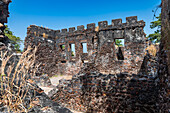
50, 67, 159, 112
48, 52, 160, 113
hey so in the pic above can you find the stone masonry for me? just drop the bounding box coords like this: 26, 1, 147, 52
23, 1, 170, 112
24, 16, 146, 76
158, 0, 170, 112
49, 54, 160, 113
0, 0, 11, 46
0, 1, 72, 112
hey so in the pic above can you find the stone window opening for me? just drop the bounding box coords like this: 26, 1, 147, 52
61, 61, 66, 63
60, 45, 65, 51
117, 47, 124, 60
92, 37, 94, 44
69, 44, 76, 57
48, 36, 53, 39
82, 60, 89, 63
114, 39, 125, 60
81, 43, 88, 53
39, 34, 43, 37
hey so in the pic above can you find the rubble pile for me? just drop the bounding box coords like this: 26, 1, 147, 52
0, 79, 72, 113
50, 71, 159, 113
139, 51, 159, 77
33, 74, 52, 87
49, 56, 160, 113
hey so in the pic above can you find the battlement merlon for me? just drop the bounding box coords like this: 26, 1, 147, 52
126, 16, 137, 24
87, 23, 96, 31
77, 25, 84, 31
112, 19, 122, 26
61, 29, 67, 33
98, 21, 108, 29
26, 16, 145, 39
69, 27, 76, 33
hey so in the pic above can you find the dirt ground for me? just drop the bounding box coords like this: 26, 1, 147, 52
50, 75, 73, 86
40, 75, 72, 94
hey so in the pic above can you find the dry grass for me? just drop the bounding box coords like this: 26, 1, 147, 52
95, 26, 99, 32
0, 46, 39, 113
145, 44, 157, 57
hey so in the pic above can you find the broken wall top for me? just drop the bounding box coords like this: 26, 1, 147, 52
0, 0, 11, 23
0, 0, 11, 4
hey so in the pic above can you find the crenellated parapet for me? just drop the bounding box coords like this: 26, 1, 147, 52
98, 16, 145, 30
27, 16, 145, 40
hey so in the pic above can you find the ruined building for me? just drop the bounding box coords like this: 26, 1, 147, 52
25, 16, 146, 76
24, 0, 169, 112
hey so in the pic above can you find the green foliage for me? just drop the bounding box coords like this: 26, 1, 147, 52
147, 13, 161, 43
115, 39, 123, 47
62, 45, 65, 50
71, 51, 75, 56
4, 25, 23, 52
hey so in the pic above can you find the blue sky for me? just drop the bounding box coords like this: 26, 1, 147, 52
7, 0, 161, 50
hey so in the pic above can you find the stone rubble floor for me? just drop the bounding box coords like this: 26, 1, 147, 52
40, 75, 83, 113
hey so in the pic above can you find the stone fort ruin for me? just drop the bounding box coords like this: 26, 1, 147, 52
5, 0, 170, 112
25, 16, 146, 76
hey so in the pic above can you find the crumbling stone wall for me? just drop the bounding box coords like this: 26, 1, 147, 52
25, 26, 57, 76
161, 0, 170, 74
23, 1, 170, 112
25, 16, 146, 76
49, 55, 159, 112
158, 0, 170, 112
0, 0, 20, 73
0, 0, 11, 46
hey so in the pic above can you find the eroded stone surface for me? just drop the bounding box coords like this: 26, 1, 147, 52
49, 55, 160, 112
0, 1, 72, 113
159, 0, 170, 112
0, 0, 11, 46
